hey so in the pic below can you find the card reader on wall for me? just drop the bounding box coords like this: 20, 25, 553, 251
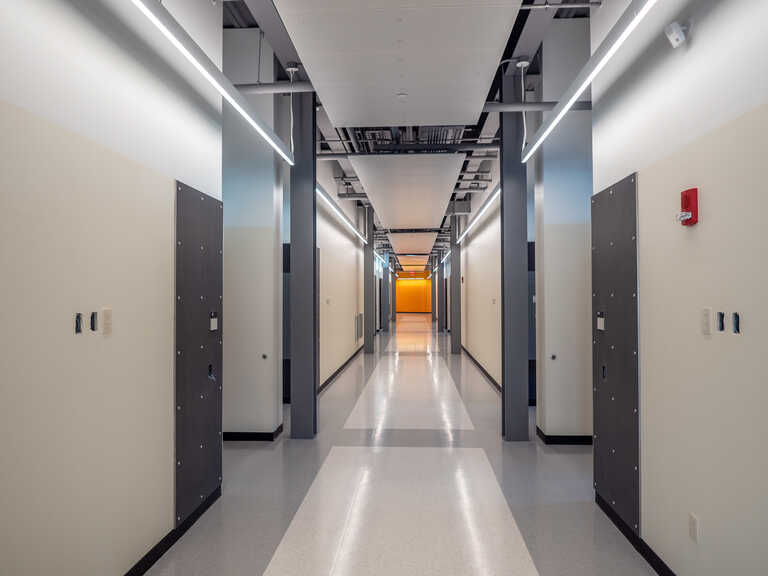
209, 312, 218, 332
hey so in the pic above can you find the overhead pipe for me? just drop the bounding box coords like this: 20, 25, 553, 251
483, 101, 591, 113
519, 1, 602, 9
236, 81, 314, 95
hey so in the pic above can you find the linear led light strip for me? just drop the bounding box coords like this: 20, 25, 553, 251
130, 0, 294, 165
457, 186, 501, 244
316, 188, 368, 244
374, 251, 386, 264
521, 0, 661, 163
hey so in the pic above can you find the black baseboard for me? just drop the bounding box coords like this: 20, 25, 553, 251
282, 358, 291, 404
125, 485, 221, 576
461, 346, 501, 392
596, 494, 676, 576
528, 359, 536, 407
318, 345, 363, 395
223, 424, 283, 442
536, 426, 593, 445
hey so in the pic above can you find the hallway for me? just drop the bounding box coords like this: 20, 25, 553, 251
149, 314, 653, 576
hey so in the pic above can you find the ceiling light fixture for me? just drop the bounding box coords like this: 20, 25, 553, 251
130, 0, 294, 165
458, 186, 501, 244
441, 252, 451, 265
316, 187, 368, 244
374, 251, 386, 264
521, 0, 661, 163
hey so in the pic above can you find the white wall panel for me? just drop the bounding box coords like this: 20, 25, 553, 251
535, 19, 593, 437
222, 31, 283, 435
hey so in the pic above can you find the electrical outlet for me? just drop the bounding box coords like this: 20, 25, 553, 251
688, 513, 701, 544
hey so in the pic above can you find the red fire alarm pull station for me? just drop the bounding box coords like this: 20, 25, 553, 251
678, 188, 699, 226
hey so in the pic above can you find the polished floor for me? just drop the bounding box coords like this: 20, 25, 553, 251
149, 314, 654, 576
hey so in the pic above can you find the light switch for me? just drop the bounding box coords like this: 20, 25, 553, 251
101, 308, 113, 336
210, 317, 218, 331
597, 315, 606, 331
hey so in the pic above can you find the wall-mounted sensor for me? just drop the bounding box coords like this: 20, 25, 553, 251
90, 312, 98, 332
665, 21, 687, 49
75, 313, 83, 334
732, 313, 741, 335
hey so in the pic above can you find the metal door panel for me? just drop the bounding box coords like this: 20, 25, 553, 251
591, 174, 640, 534
175, 182, 223, 525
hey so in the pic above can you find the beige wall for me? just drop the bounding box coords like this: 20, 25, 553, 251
636, 103, 768, 575
317, 163, 364, 384
0, 101, 175, 575
461, 203, 502, 384
0, 2, 224, 573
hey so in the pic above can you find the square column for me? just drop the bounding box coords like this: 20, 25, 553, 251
501, 74, 529, 441
450, 215, 462, 353
289, 91, 318, 439
363, 206, 375, 353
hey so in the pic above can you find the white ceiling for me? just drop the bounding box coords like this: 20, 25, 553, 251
272, 0, 521, 127
396, 255, 430, 270
350, 154, 465, 230
388, 232, 437, 256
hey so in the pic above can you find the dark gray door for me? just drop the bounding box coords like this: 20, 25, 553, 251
591, 174, 639, 534
175, 182, 223, 526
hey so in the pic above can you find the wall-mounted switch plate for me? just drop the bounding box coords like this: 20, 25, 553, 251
701, 307, 712, 337
101, 308, 113, 336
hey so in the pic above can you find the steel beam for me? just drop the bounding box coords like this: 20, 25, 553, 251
289, 91, 318, 439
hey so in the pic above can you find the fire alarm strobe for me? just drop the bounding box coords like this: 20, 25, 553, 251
677, 188, 698, 226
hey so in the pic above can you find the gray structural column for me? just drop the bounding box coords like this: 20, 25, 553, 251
363, 206, 375, 353
431, 257, 436, 322
391, 268, 397, 323
289, 91, 318, 439
501, 73, 529, 441
381, 252, 390, 332
437, 250, 447, 332
450, 215, 462, 353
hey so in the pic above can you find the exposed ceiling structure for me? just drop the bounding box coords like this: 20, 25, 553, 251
272, 0, 522, 127
350, 154, 464, 231
229, 0, 594, 270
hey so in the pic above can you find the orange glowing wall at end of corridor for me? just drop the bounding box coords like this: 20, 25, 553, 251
395, 278, 432, 313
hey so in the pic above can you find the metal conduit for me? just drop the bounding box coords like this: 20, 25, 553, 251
483, 101, 592, 113
519, 1, 602, 9
236, 81, 314, 95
